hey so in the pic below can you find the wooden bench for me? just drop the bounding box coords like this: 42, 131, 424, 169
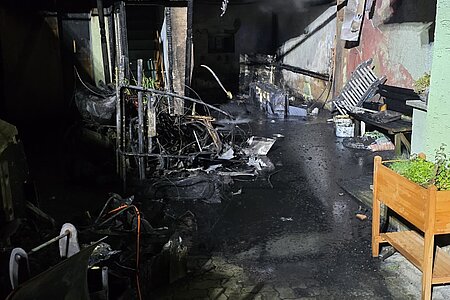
348, 111, 412, 155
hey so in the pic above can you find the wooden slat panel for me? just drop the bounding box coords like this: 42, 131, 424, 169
356, 69, 373, 87
436, 191, 450, 234
363, 67, 378, 81
354, 74, 369, 90
377, 164, 427, 231
349, 80, 364, 97
342, 91, 358, 106
382, 231, 423, 270
382, 231, 450, 284
344, 89, 359, 104
433, 245, 450, 284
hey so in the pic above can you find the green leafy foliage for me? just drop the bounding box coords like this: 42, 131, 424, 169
413, 73, 431, 95
388, 144, 450, 191
389, 157, 435, 187
435, 144, 450, 191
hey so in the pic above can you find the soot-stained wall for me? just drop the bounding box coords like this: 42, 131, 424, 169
192, 1, 330, 103
192, 2, 273, 102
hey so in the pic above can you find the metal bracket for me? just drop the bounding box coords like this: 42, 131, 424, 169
59, 223, 80, 258
9, 247, 30, 289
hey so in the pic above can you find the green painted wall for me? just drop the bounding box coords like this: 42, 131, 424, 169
411, 108, 427, 155
90, 14, 112, 86
424, 0, 450, 160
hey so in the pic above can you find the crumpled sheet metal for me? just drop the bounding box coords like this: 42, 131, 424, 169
7, 238, 106, 300
0, 118, 18, 155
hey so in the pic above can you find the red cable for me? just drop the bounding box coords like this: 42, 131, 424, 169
134, 206, 142, 300
103, 204, 142, 300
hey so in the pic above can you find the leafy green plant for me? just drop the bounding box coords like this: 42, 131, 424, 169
388, 144, 450, 191
414, 73, 431, 95
435, 144, 450, 190
390, 156, 435, 187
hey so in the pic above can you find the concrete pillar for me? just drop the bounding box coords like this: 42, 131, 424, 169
424, 0, 450, 159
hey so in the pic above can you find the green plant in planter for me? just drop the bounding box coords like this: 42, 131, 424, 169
413, 73, 431, 97
435, 144, 450, 190
388, 144, 450, 190
390, 156, 435, 187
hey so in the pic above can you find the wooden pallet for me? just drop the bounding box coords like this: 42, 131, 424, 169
334, 59, 386, 115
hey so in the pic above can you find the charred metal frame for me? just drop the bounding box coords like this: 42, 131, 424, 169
116, 84, 233, 187
184, 0, 193, 97
96, 0, 111, 83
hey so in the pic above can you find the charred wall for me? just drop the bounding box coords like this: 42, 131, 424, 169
192, 1, 331, 103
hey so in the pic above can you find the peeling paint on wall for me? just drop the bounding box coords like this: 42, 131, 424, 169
345, 0, 435, 89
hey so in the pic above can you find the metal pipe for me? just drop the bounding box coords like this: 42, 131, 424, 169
278, 63, 331, 81
120, 151, 213, 159
102, 266, 109, 300
118, 1, 130, 79
108, 8, 116, 76
120, 85, 235, 118
137, 59, 146, 180
147, 94, 154, 153
165, 8, 175, 93
184, 0, 193, 97
284, 94, 288, 118
28, 231, 70, 256
117, 55, 127, 191
96, 0, 111, 83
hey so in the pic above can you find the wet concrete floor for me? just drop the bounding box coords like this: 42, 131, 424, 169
15, 112, 450, 299
151, 114, 406, 299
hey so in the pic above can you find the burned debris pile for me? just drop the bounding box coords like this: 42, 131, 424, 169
2, 58, 280, 299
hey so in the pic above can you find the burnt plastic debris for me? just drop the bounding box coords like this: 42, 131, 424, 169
75, 81, 117, 123
88, 242, 121, 267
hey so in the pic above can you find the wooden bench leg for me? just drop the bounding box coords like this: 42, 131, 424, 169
394, 134, 402, 156
354, 119, 361, 137
422, 232, 434, 300
372, 157, 382, 257
372, 197, 381, 257
399, 133, 411, 154
394, 133, 412, 156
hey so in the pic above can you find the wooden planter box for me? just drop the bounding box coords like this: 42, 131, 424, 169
372, 156, 450, 300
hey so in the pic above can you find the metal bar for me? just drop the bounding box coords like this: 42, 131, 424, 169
165, 8, 175, 93
107, 8, 116, 76
147, 94, 154, 153
102, 266, 109, 300
284, 94, 288, 118
121, 85, 234, 118
120, 151, 213, 159
115, 56, 122, 176
97, 0, 111, 83
184, 0, 193, 97
114, 4, 122, 68
119, 56, 127, 190
137, 59, 146, 180
118, 1, 130, 79
272, 63, 330, 81
127, 0, 188, 6
28, 232, 69, 256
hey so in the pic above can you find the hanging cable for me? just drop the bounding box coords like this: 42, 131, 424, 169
200, 65, 233, 99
